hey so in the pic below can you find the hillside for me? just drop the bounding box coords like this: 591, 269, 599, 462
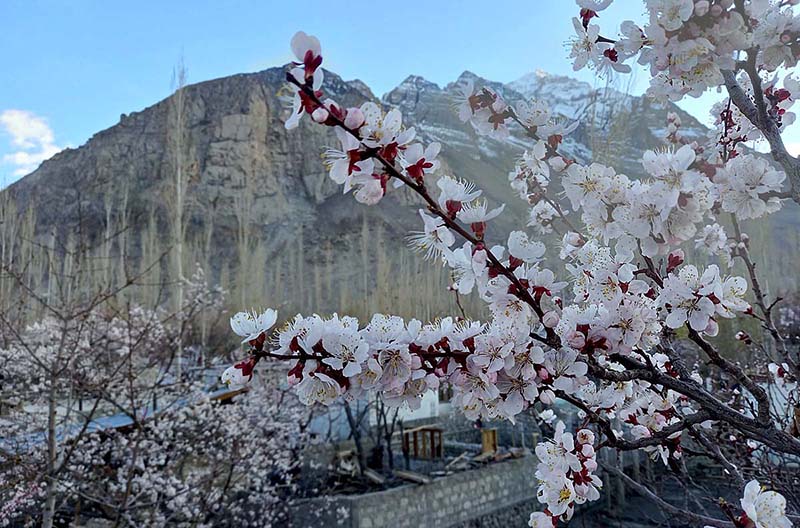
2, 65, 797, 318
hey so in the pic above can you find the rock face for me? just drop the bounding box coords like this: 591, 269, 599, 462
8, 64, 795, 312
8, 68, 386, 257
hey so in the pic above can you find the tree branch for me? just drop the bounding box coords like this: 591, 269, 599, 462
599, 462, 735, 528
721, 68, 800, 204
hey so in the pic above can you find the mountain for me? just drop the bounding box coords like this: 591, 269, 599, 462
2, 65, 797, 317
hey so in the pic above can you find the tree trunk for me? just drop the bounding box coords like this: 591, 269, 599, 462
170, 60, 188, 381
42, 369, 58, 528
343, 402, 366, 476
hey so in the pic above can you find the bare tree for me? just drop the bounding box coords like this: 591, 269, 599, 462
167, 57, 190, 380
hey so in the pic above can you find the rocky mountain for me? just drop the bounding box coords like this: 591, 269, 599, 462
3, 64, 796, 315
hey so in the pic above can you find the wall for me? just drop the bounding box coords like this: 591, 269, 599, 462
286, 456, 537, 528
453, 497, 540, 528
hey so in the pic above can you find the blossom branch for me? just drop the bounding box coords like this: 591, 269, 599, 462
285, 73, 558, 344
722, 68, 800, 204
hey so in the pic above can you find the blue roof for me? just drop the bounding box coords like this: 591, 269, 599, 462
0, 386, 246, 454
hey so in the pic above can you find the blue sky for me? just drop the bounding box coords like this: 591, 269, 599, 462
0, 0, 793, 187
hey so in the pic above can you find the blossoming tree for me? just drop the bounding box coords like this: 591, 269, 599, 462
0, 271, 312, 527
224, 1, 800, 525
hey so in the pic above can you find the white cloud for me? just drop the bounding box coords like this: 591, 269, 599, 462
0, 109, 64, 178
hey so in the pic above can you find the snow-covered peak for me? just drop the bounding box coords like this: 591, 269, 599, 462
508, 71, 618, 120
508, 71, 593, 100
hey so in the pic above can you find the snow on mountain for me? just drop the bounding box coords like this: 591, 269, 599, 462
507, 70, 596, 118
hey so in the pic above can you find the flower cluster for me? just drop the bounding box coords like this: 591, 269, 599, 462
532, 423, 601, 524
283, 32, 444, 207
228, 310, 558, 422
567, 0, 800, 102
659, 263, 749, 334
715, 154, 786, 219
557, 238, 663, 356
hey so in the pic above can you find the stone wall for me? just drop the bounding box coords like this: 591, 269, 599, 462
453, 497, 540, 528
286, 456, 537, 528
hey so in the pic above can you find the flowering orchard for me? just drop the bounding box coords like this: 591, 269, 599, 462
224, 1, 800, 525
0, 271, 313, 527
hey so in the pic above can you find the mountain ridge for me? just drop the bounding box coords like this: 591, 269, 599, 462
10, 63, 787, 316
